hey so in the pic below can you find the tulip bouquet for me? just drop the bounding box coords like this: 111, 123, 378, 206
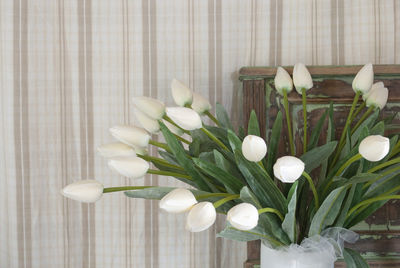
62, 63, 399, 267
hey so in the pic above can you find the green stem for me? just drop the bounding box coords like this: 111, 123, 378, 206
283, 90, 295, 156
258, 161, 266, 171
335, 153, 362, 177
174, 134, 191, 144
302, 171, 319, 209
195, 193, 233, 200
137, 154, 185, 171
149, 139, 171, 152
204, 110, 221, 127
302, 88, 307, 153
347, 195, 400, 217
350, 105, 374, 135
351, 102, 366, 121
389, 141, 400, 158
103, 186, 153, 193
147, 169, 192, 180
200, 127, 229, 151
331, 91, 361, 167
258, 207, 284, 221
213, 194, 240, 208
367, 157, 400, 173
163, 115, 191, 135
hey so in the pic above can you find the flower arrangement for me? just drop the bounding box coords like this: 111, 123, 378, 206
62, 64, 398, 267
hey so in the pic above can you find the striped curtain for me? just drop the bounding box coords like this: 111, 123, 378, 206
0, 0, 398, 267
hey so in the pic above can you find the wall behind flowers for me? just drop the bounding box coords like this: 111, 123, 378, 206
0, 0, 398, 267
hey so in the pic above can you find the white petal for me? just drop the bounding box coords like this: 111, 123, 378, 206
227, 203, 259, 230
166, 107, 202, 130
132, 96, 165, 120
352, 63, 374, 94
109, 125, 150, 148
359, 135, 390, 162
97, 142, 136, 158
362, 81, 384, 101
242, 135, 267, 162
186, 202, 216, 232
108, 156, 149, 178
162, 119, 184, 136
171, 78, 193, 106
191, 92, 212, 114
293, 63, 313, 94
366, 87, 388, 110
159, 188, 198, 213
133, 107, 160, 134
273, 156, 305, 183
61, 180, 103, 203
274, 67, 293, 96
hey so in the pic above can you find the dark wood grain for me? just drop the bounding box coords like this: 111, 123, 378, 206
241, 64, 400, 267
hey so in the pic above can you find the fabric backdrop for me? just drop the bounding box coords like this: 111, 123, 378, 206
0, 0, 399, 267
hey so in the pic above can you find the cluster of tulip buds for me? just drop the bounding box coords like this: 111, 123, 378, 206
61, 63, 391, 233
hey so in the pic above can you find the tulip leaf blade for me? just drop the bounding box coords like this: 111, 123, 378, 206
309, 186, 348, 237
351, 109, 379, 145
247, 110, 260, 136
307, 108, 328, 151
282, 182, 298, 243
216, 102, 234, 130
192, 158, 244, 194
266, 111, 282, 175
343, 248, 369, 268
217, 224, 284, 246
159, 121, 211, 191
301, 141, 337, 173
227, 129, 243, 152
214, 150, 245, 183
335, 184, 356, 227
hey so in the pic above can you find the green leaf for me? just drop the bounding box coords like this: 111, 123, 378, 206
351, 109, 379, 145
216, 103, 234, 130
238, 126, 246, 140
266, 111, 282, 175
343, 248, 369, 268
247, 110, 261, 136
158, 150, 179, 165
370, 121, 385, 135
319, 103, 334, 183
234, 149, 287, 213
335, 185, 356, 227
124, 187, 208, 200
307, 109, 328, 151
282, 183, 298, 242
301, 141, 337, 173
159, 122, 211, 191
214, 150, 245, 183
193, 158, 244, 194
227, 129, 243, 152
309, 186, 348, 237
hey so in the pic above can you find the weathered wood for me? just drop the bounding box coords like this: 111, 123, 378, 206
241, 64, 400, 268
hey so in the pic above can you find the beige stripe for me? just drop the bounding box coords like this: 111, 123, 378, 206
331, 0, 338, 64
215, 0, 222, 105
338, 0, 345, 65
269, 0, 282, 65
208, 0, 216, 107
395, 0, 398, 62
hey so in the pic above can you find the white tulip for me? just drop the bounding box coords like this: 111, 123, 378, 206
97, 142, 136, 158
366, 86, 388, 110
293, 63, 313, 94
273, 156, 305, 183
159, 188, 198, 213
132, 96, 165, 120
227, 203, 259, 230
166, 107, 202, 131
191, 92, 212, 114
242, 135, 267, 162
171, 78, 193, 106
362, 82, 384, 101
133, 107, 160, 134
132, 145, 148, 156
359, 135, 390, 162
352, 63, 373, 94
274, 66, 293, 96
186, 202, 216, 232
61, 180, 103, 203
110, 125, 150, 148
108, 156, 149, 178
162, 119, 184, 136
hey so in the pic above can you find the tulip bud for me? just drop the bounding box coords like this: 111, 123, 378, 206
293, 63, 313, 94
359, 135, 390, 162
132, 96, 165, 120
133, 107, 160, 134
162, 119, 184, 136
227, 203, 259, 230
108, 156, 149, 178
159, 188, 198, 213
171, 78, 193, 107
61, 180, 103, 203
110, 125, 150, 148
186, 202, 216, 232
132, 145, 148, 156
273, 156, 305, 183
366, 86, 388, 110
362, 82, 384, 101
166, 107, 202, 130
97, 142, 136, 158
191, 92, 212, 114
274, 67, 293, 96
352, 63, 373, 94
242, 135, 267, 162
